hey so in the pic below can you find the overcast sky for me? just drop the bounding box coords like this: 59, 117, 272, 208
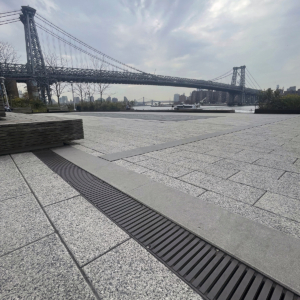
1, 0, 299, 101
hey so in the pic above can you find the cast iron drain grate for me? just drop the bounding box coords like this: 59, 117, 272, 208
34, 149, 299, 300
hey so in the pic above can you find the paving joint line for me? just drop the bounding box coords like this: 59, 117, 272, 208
0, 233, 55, 259
43, 195, 81, 208
252, 191, 267, 207
10, 156, 102, 300
80, 237, 132, 268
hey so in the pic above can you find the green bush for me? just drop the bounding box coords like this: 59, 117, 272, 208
258, 89, 300, 110
75, 101, 126, 112
11, 97, 47, 110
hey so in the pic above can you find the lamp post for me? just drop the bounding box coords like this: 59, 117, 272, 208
70, 81, 75, 111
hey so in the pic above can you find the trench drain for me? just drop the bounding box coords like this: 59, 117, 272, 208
34, 149, 299, 300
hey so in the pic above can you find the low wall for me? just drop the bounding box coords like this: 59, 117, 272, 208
0, 115, 83, 155
133, 109, 235, 113
0, 98, 5, 117
255, 109, 300, 114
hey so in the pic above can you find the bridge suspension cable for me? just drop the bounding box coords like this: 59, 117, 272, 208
36, 22, 132, 72
246, 68, 261, 90
0, 9, 21, 26
209, 69, 232, 81
0, 19, 19, 26
35, 13, 144, 73
0, 10, 21, 15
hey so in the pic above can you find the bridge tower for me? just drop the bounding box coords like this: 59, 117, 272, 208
229, 66, 246, 105
20, 6, 51, 103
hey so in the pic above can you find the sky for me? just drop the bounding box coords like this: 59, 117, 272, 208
1, 0, 300, 102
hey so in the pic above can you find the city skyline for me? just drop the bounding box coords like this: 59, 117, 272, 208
1, 0, 299, 101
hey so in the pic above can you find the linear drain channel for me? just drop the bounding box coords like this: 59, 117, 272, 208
34, 150, 299, 300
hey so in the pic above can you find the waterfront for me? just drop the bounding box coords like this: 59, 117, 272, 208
134, 105, 256, 113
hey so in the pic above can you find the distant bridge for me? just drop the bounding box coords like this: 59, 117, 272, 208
0, 6, 261, 105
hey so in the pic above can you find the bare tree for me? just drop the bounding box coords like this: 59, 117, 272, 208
74, 83, 85, 103
84, 82, 95, 102
44, 52, 68, 105
91, 57, 110, 101
0, 41, 20, 64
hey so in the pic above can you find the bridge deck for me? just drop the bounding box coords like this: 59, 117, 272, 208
0, 63, 259, 95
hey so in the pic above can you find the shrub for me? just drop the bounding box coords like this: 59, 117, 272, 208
74, 101, 126, 112
258, 89, 300, 110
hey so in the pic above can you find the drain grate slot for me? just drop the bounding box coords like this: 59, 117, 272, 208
34, 149, 300, 300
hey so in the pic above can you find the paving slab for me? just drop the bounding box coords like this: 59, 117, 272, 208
255, 192, 300, 222
144, 151, 188, 163
17, 160, 55, 178
0, 177, 31, 202
144, 169, 206, 197
1, 165, 23, 181
0, 234, 96, 299
179, 171, 223, 190
123, 154, 150, 163
137, 158, 192, 178
83, 239, 202, 300
26, 173, 79, 206
255, 158, 300, 173
0, 193, 54, 256
45, 196, 129, 266
213, 158, 285, 180
279, 171, 300, 184
11, 152, 41, 165
0, 155, 15, 169
209, 177, 266, 205
198, 191, 300, 239
114, 159, 149, 174
230, 171, 300, 200
181, 151, 222, 163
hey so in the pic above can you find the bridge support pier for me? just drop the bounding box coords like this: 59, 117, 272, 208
5, 79, 19, 102
228, 92, 237, 106
27, 79, 39, 100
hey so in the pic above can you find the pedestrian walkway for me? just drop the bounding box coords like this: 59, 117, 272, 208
0, 152, 201, 299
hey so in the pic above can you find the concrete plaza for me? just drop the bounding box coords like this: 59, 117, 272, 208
1, 111, 300, 299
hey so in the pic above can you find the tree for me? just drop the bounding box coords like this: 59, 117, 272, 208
91, 57, 110, 101
44, 52, 68, 105
0, 41, 20, 64
74, 83, 85, 103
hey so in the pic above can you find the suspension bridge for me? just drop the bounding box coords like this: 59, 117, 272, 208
0, 6, 261, 105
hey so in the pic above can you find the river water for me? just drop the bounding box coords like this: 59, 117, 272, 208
133, 105, 256, 113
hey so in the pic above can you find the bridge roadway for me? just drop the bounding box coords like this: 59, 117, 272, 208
0, 63, 259, 95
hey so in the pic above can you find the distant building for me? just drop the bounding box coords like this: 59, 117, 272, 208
106, 96, 111, 102
112, 97, 118, 103
74, 97, 80, 103
178, 94, 186, 103
173, 94, 180, 102
124, 96, 129, 102
60, 96, 68, 104
90, 96, 95, 102
276, 85, 280, 90
287, 86, 296, 92
284, 86, 299, 95
18, 90, 23, 98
